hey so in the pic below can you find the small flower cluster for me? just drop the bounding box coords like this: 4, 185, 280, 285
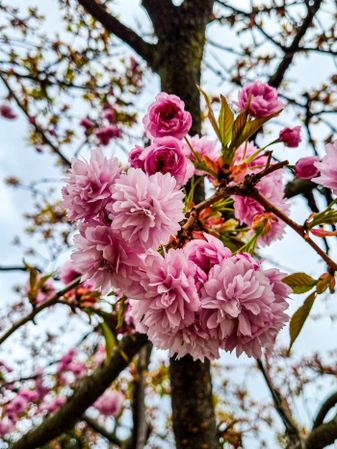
0, 104, 16, 120
0, 349, 85, 436
232, 143, 289, 246
60, 83, 308, 361
0, 346, 124, 436
130, 234, 290, 360
94, 390, 124, 417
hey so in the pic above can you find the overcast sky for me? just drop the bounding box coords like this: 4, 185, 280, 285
1, 1, 337, 447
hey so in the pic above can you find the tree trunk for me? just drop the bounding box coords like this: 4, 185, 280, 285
169, 357, 218, 449
157, 2, 218, 449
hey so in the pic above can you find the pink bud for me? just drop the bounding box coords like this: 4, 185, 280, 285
279, 126, 301, 147
128, 145, 145, 169
80, 118, 95, 129
295, 156, 320, 179
102, 108, 116, 123
310, 228, 337, 237
0, 419, 14, 436
0, 104, 16, 120
236, 81, 283, 118
96, 126, 121, 145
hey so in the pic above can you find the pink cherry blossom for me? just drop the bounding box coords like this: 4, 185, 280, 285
312, 141, 337, 193
130, 249, 200, 332
25, 275, 56, 306
96, 125, 121, 145
140, 137, 194, 186
143, 92, 192, 139
34, 373, 49, 400
80, 117, 95, 130
128, 145, 145, 169
71, 222, 143, 295
237, 81, 283, 118
183, 233, 231, 289
93, 346, 106, 367
295, 156, 320, 180
94, 390, 124, 417
0, 104, 17, 120
59, 261, 81, 285
0, 419, 14, 436
232, 153, 289, 246
18, 389, 39, 402
184, 135, 220, 175
102, 108, 116, 123
150, 320, 220, 362
279, 126, 301, 147
40, 396, 66, 413
62, 149, 120, 221
66, 362, 87, 377
200, 253, 289, 358
184, 233, 231, 274
109, 168, 184, 251
5, 395, 29, 415
57, 348, 77, 372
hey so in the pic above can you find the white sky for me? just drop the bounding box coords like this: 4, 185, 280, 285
1, 1, 337, 448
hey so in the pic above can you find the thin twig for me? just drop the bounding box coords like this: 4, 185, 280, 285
256, 359, 300, 438
0, 277, 81, 346
249, 190, 337, 272
0, 73, 71, 167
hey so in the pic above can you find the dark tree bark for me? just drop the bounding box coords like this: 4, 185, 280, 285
9, 334, 147, 449
150, 0, 214, 135
148, 2, 218, 449
169, 357, 217, 449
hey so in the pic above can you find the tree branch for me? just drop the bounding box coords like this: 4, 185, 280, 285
170, 357, 218, 449
268, 0, 324, 88
83, 414, 122, 447
256, 359, 301, 446
305, 415, 337, 449
249, 189, 337, 272
77, 0, 158, 70
0, 265, 42, 273
9, 333, 148, 449
0, 73, 71, 167
312, 391, 337, 430
141, 0, 176, 35
127, 343, 152, 449
0, 277, 81, 346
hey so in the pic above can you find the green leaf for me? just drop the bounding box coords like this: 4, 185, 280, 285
235, 233, 258, 255
219, 95, 234, 146
197, 85, 222, 141
282, 272, 317, 294
100, 321, 116, 364
36, 272, 53, 289
116, 297, 127, 330
289, 292, 316, 352
307, 202, 337, 228
24, 262, 38, 291
229, 111, 247, 150
241, 117, 268, 144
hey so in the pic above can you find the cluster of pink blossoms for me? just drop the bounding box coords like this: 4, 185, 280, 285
80, 104, 121, 146
313, 141, 337, 194
94, 390, 124, 417
61, 87, 293, 361
232, 143, 290, 246
0, 349, 85, 436
129, 234, 290, 360
0, 346, 124, 436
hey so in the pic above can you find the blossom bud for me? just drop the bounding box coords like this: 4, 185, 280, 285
295, 156, 320, 179
279, 126, 301, 147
